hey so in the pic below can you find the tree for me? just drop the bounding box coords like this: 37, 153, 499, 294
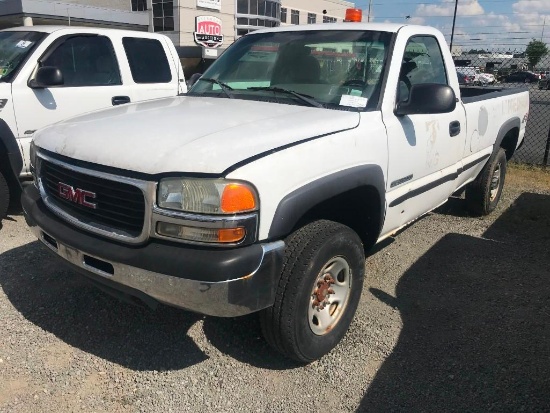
525, 39, 549, 69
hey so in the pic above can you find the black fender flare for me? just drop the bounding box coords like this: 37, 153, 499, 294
494, 117, 521, 157
0, 119, 23, 182
267, 165, 386, 240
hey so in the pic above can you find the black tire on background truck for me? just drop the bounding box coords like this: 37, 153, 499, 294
465, 147, 507, 216
260, 220, 365, 363
0, 170, 9, 219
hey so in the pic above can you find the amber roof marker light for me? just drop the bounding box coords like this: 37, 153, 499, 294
344, 8, 363, 23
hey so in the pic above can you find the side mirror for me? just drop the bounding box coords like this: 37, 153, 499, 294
187, 73, 202, 89
395, 83, 456, 116
29, 66, 64, 89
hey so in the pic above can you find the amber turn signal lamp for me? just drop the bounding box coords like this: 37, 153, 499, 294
218, 227, 246, 243
220, 183, 257, 213
344, 8, 363, 22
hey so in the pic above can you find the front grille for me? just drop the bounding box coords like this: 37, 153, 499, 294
40, 159, 146, 236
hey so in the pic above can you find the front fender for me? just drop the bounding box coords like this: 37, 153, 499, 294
268, 165, 386, 240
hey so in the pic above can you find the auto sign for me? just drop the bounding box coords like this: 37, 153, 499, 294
194, 16, 224, 48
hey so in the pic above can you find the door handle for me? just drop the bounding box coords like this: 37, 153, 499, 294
112, 96, 131, 106
449, 120, 461, 137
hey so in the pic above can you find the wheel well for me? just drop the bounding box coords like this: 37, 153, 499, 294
0, 141, 20, 190
291, 186, 382, 250
500, 127, 519, 160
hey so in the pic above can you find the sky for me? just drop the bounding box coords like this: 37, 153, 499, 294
347, 0, 550, 51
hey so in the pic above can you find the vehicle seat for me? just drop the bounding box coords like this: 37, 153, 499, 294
93, 54, 119, 85
290, 55, 321, 83
272, 45, 321, 84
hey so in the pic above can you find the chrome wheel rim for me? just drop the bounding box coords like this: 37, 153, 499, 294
308, 256, 352, 336
489, 163, 502, 202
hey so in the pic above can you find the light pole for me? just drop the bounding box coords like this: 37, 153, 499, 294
542, 16, 546, 42
450, 0, 458, 50
367, 0, 373, 22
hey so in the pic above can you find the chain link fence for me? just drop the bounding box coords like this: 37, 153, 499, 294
454, 50, 550, 167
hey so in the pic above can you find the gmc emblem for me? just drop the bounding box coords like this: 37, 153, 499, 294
58, 182, 97, 209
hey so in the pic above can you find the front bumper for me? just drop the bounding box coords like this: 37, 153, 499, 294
22, 185, 284, 317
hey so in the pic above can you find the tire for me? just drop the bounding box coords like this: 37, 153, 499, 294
465, 148, 507, 216
0, 170, 9, 219
260, 220, 365, 363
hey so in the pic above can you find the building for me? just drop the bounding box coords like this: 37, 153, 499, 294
0, 0, 355, 50
279, 0, 354, 27
0, 0, 355, 78
0, 1, 149, 31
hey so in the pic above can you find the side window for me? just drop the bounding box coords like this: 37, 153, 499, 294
398, 36, 448, 102
42, 36, 121, 87
122, 37, 172, 83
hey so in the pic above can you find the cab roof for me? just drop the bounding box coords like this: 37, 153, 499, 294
0, 25, 150, 36
252, 22, 409, 35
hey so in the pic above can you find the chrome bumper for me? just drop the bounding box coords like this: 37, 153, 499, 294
30, 224, 285, 317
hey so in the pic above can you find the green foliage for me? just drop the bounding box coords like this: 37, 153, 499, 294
525, 39, 549, 68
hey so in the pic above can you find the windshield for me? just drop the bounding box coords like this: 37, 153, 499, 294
0, 31, 46, 82
188, 30, 393, 111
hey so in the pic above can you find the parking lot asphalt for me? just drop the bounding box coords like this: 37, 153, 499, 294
1, 166, 549, 412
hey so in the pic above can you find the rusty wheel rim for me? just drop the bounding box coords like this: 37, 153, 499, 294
308, 256, 352, 336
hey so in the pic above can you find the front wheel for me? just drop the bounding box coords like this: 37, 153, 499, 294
260, 220, 365, 363
465, 148, 507, 216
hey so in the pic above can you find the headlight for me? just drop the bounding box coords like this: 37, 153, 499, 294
30, 141, 38, 188
157, 178, 258, 214
29, 141, 37, 168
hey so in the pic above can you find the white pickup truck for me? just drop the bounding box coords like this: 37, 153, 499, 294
23, 22, 529, 362
0, 26, 186, 218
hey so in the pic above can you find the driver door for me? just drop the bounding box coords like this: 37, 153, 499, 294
12, 34, 132, 175
382, 35, 467, 232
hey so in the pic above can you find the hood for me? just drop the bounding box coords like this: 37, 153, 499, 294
34, 96, 360, 175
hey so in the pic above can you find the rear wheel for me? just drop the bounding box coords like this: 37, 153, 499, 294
260, 220, 365, 363
0, 170, 9, 219
465, 148, 507, 216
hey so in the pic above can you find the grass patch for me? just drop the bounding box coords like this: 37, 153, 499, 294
508, 162, 550, 191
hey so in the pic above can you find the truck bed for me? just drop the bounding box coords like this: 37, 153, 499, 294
460, 86, 528, 103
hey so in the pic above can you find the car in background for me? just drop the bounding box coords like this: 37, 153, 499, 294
457, 70, 473, 85
457, 66, 496, 85
505, 71, 540, 83
538, 77, 550, 90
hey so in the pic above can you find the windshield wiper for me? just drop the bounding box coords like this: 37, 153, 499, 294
247, 86, 323, 108
198, 77, 234, 99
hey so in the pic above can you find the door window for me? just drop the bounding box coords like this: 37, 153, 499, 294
41, 36, 121, 87
398, 36, 447, 102
123, 37, 172, 84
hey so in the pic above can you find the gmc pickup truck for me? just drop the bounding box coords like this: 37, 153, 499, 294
22, 22, 529, 362
0, 26, 186, 218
